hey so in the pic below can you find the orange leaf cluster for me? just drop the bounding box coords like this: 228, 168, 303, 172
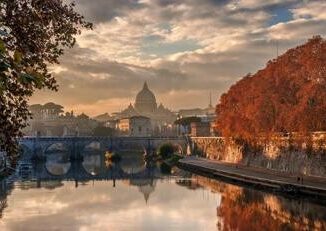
216, 36, 326, 141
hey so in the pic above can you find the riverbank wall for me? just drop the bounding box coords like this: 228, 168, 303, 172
190, 135, 326, 177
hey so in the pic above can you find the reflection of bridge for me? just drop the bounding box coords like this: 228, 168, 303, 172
29, 161, 159, 182
19, 136, 188, 160
16, 161, 159, 181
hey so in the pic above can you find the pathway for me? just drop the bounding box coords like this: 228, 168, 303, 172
178, 156, 326, 198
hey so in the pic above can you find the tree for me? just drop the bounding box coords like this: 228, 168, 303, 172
157, 143, 176, 159
216, 36, 326, 143
0, 0, 92, 158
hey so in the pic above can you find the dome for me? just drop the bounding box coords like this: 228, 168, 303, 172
134, 82, 157, 114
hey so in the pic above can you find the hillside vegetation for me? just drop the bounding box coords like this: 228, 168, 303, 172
216, 36, 326, 141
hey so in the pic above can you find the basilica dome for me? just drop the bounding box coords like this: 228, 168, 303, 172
134, 82, 157, 113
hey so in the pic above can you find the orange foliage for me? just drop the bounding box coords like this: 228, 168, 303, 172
218, 195, 299, 231
216, 36, 326, 140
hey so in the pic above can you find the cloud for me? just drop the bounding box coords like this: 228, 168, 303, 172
30, 0, 326, 116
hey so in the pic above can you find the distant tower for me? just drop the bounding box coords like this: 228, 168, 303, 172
209, 92, 212, 108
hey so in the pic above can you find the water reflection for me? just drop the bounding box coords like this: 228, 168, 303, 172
82, 153, 102, 175
0, 152, 325, 231
45, 152, 71, 175
193, 176, 326, 231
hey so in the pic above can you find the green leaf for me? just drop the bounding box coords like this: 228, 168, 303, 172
14, 50, 22, 63
0, 79, 4, 92
25, 68, 45, 88
20, 73, 35, 84
33, 72, 45, 88
0, 39, 5, 53
0, 55, 11, 72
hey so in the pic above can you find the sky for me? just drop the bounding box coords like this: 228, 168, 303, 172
30, 0, 326, 116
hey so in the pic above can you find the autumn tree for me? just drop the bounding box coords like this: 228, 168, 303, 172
216, 36, 326, 142
0, 0, 92, 158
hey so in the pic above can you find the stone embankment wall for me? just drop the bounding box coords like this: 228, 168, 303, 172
191, 136, 326, 177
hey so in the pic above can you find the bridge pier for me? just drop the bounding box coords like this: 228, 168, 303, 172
70, 138, 83, 161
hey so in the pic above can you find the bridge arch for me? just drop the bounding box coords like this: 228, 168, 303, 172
45, 161, 71, 176
44, 142, 70, 154
82, 153, 103, 176
44, 143, 71, 175
154, 139, 187, 155
82, 141, 102, 152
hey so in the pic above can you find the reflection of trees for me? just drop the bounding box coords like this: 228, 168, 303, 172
192, 176, 326, 231
40, 181, 64, 190
217, 195, 292, 231
218, 189, 326, 231
0, 181, 10, 219
175, 178, 203, 190
0, 195, 7, 219
0, 200, 7, 218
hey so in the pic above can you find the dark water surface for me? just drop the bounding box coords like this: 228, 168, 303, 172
0, 152, 325, 231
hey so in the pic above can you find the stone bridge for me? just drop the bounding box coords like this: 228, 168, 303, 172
18, 136, 189, 160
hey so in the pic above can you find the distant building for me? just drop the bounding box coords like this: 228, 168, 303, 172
92, 83, 217, 137
178, 108, 205, 118
104, 119, 118, 130
114, 82, 176, 136
118, 116, 152, 137
25, 103, 98, 137
93, 113, 112, 123
177, 92, 216, 125
190, 122, 211, 137
29, 102, 64, 120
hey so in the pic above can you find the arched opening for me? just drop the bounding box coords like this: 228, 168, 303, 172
112, 141, 147, 174
82, 154, 102, 176
81, 141, 103, 175
45, 143, 71, 176
157, 142, 185, 157
44, 143, 69, 154
119, 154, 146, 175
83, 141, 101, 152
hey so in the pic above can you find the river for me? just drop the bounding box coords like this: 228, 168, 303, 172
0, 151, 325, 230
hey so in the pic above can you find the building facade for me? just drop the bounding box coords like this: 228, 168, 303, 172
118, 116, 152, 137
190, 122, 211, 137
25, 103, 98, 137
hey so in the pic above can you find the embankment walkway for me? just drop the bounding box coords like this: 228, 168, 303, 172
178, 156, 326, 198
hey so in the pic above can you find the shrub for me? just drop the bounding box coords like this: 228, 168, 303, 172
158, 143, 175, 159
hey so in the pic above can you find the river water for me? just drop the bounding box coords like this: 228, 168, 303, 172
0, 151, 325, 231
